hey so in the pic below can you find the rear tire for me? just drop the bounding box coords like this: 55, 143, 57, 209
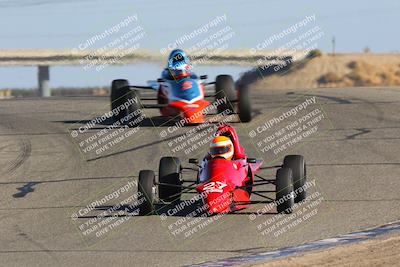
110, 79, 141, 124
283, 155, 306, 203
276, 168, 294, 214
215, 75, 236, 114
138, 170, 155, 215
158, 157, 182, 202
237, 85, 252, 122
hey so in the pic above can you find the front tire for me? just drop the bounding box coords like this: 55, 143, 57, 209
138, 170, 155, 215
283, 155, 306, 203
215, 75, 236, 114
237, 85, 252, 122
158, 157, 182, 202
276, 168, 294, 214
110, 79, 141, 124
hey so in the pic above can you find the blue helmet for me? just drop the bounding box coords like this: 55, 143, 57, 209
167, 49, 190, 68
167, 49, 191, 78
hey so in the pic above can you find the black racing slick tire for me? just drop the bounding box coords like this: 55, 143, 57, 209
110, 79, 141, 124
215, 75, 236, 114
158, 157, 182, 202
237, 85, 252, 122
276, 168, 294, 214
138, 170, 155, 215
283, 155, 306, 203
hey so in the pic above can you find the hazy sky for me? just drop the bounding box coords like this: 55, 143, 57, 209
0, 0, 399, 52
1, 0, 399, 88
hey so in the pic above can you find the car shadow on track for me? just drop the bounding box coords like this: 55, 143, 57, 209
54, 116, 175, 129
72, 120, 246, 162
77, 198, 276, 219
57, 113, 247, 131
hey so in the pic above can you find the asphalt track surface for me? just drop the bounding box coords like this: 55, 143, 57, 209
0, 87, 399, 266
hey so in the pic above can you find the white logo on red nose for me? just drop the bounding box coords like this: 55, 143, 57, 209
203, 181, 227, 193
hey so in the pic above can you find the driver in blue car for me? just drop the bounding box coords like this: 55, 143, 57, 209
158, 49, 200, 105
161, 49, 198, 80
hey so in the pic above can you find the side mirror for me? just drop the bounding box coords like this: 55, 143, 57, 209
157, 78, 165, 83
247, 158, 257, 163
189, 158, 199, 164
200, 75, 208, 80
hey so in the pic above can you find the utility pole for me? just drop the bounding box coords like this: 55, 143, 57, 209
38, 65, 50, 97
332, 36, 336, 56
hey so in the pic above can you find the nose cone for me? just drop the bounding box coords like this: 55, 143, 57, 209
183, 100, 210, 124
206, 192, 232, 215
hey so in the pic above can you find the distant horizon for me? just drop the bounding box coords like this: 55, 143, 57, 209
1, 0, 399, 53
1, 48, 400, 54
1, 0, 399, 88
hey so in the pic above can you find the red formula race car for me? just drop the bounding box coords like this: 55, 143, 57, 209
136, 124, 307, 216
110, 74, 252, 126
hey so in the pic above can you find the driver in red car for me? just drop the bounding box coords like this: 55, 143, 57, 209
199, 124, 249, 190
209, 136, 234, 160
211, 124, 246, 160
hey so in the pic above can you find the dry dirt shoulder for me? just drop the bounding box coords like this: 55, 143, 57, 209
253, 234, 400, 267
248, 54, 400, 90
